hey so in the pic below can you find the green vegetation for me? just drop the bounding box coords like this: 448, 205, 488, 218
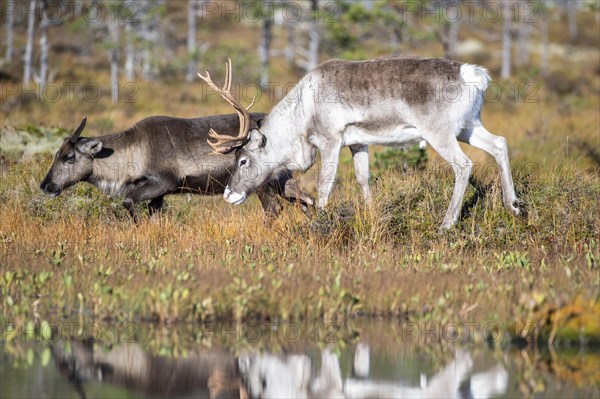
1, 151, 598, 346
1, 2, 598, 351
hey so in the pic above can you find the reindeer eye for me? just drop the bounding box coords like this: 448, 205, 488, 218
239, 158, 247, 167
64, 153, 75, 164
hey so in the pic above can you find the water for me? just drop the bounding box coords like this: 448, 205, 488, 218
1, 319, 598, 398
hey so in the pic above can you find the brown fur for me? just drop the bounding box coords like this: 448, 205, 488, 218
316, 57, 462, 107
40, 113, 314, 222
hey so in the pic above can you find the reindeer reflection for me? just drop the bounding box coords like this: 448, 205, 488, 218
239, 345, 508, 399
51, 339, 508, 399
51, 339, 246, 399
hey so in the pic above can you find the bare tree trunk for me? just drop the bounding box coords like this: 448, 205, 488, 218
109, 19, 120, 103
139, 3, 151, 80
121, 1, 142, 81
259, 0, 273, 89
124, 21, 135, 81
441, 19, 459, 59
294, 0, 320, 73
4, 0, 15, 63
516, 12, 531, 67
75, 0, 83, 17
24, 0, 37, 85
140, 0, 164, 80
566, 0, 577, 42
540, 11, 549, 77
501, 1, 512, 80
307, 30, 320, 71
389, 27, 400, 55
307, 0, 320, 71
141, 46, 151, 79
186, 0, 197, 82
439, 0, 460, 59
39, 0, 50, 88
284, 11, 296, 66
447, 20, 459, 59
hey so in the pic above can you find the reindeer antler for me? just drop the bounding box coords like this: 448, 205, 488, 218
70, 117, 87, 143
198, 59, 256, 154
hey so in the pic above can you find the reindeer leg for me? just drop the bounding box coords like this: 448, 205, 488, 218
256, 184, 282, 222
270, 170, 315, 215
423, 131, 473, 229
283, 176, 315, 215
350, 144, 371, 204
148, 196, 164, 218
459, 125, 521, 216
124, 178, 171, 222
316, 141, 343, 209
123, 198, 138, 223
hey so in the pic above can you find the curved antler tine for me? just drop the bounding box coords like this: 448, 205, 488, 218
208, 128, 235, 142
228, 59, 233, 91
245, 95, 257, 111
198, 59, 252, 154
207, 129, 240, 154
221, 63, 226, 91
70, 117, 87, 143
223, 59, 232, 92
226, 59, 232, 90
198, 69, 214, 90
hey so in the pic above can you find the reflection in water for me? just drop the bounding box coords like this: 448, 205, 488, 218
52, 340, 242, 398
49, 339, 508, 399
240, 347, 507, 399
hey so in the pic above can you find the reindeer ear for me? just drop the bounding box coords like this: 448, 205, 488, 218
247, 129, 266, 150
78, 138, 103, 156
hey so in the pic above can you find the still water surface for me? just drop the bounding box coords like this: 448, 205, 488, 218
1, 319, 598, 398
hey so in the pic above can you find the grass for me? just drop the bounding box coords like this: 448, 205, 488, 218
1, 3, 599, 348
1, 144, 598, 345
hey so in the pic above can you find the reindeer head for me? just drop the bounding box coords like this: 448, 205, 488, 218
40, 117, 103, 196
198, 60, 278, 204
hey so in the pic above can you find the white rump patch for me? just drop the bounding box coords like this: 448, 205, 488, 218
460, 64, 491, 92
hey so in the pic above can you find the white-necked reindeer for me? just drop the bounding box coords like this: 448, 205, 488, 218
199, 58, 522, 228
238, 346, 509, 399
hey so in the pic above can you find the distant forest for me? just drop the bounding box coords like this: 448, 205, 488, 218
1, 0, 597, 103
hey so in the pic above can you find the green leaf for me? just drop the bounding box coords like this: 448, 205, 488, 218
40, 347, 51, 367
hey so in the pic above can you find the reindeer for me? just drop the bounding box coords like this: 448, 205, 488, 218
199, 58, 522, 228
51, 339, 247, 399
51, 339, 507, 399
239, 346, 509, 399
40, 113, 313, 222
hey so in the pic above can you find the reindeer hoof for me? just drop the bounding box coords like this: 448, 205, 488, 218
507, 199, 526, 217
439, 220, 454, 231
511, 199, 527, 218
